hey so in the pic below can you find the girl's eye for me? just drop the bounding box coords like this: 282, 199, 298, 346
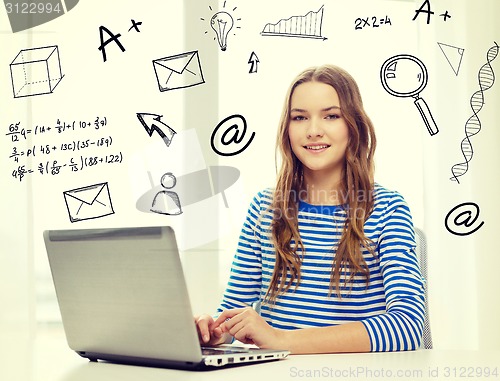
326, 114, 340, 120
291, 115, 306, 121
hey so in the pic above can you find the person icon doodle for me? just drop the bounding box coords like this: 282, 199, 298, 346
150, 172, 182, 215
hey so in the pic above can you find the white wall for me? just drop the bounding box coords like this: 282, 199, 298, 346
1, 0, 499, 352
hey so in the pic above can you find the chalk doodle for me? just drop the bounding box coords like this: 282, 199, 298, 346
248, 51, 259, 74
63, 182, 115, 223
5, 116, 123, 182
200, 2, 241, 51
438, 42, 465, 76
150, 173, 183, 215
137, 166, 240, 213
211, 114, 256, 156
261, 5, 327, 40
10, 45, 64, 98
9, 136, 113, 162
97, 19, 142, 62
354, 15, 392, 31
439, 11, 451, 22
412, 0, 451, 24
450, 42, 499, 183
445, 202, 484, 236
136, 113, 176, 147
380, 54, 439, 136
152, 51, 205, 92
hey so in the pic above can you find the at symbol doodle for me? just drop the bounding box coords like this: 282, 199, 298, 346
444, 202, 484, 236
211, 114, 255, 156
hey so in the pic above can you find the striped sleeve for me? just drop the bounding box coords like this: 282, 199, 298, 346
216, 192, 265, 314
361, 193, 426, 351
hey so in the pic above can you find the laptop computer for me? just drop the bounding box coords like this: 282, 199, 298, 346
43, 226, 289, 370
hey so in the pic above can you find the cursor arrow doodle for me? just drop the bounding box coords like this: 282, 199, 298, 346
136, 113, 176, 147
248, 51, 259, 73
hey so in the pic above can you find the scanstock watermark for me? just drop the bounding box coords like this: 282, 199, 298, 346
289, 365, 499, 378
289, 365, 425, 379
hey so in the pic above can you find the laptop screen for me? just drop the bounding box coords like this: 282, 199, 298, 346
44, 226, 203, 363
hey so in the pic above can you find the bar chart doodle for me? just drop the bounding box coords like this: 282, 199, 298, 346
450, 42, 499, 183
261, 5, 327, 40
438, 42, 465, 76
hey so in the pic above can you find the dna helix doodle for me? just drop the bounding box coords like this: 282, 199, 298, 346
450, 41, 499, 183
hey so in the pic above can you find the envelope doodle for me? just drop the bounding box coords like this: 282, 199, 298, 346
63, 182, 114, 222
153, 51, 205, 92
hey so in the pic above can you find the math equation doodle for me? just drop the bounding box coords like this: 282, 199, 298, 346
354, 15, 392, 30
5, 116, 124, 182
450, 42, 499, 183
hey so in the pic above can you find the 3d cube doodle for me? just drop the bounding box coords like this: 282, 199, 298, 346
10, 45, 64, 98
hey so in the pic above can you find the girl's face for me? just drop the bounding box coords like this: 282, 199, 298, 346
288, 81, 349, 180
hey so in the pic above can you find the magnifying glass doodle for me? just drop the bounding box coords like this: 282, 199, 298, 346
380, 54, 439, 136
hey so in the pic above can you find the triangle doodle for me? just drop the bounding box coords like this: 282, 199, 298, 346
438, 42, 465, 76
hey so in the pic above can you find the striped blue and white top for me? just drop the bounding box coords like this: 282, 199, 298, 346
217, 184, 425, 351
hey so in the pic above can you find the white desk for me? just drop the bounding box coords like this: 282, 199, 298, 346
3, 327, 499, 381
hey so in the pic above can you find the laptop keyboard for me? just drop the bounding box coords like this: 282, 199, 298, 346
201, 347, 250, 356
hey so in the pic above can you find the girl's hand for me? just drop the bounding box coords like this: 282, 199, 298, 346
194, 314, 227, 346
212, 307, 287, 349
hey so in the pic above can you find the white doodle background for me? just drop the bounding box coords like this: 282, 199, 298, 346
1, 0, 499, 368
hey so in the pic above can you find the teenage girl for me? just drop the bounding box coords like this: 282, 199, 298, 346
196, 65, 425, 354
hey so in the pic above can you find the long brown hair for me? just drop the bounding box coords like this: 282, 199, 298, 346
267, 65, 377, 303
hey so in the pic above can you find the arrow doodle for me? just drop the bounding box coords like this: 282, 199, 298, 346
450, 42, 499, 183
248, 51, 259, 73
136, 113, 176, 147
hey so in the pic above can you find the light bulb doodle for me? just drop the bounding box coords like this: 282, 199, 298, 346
380, 54, 439, 136
450, 42, 499, 183
211, 11, 233, 51
200, 2, 241, 51
445, 202, 484, 236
